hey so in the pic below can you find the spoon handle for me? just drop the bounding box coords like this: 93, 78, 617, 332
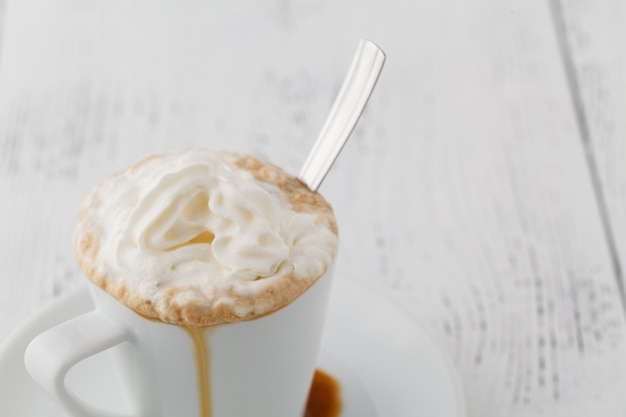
298, 39, 386, 192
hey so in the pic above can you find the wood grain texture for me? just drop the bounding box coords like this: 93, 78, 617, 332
556, 0, 626, 308
0, 1, 625, 416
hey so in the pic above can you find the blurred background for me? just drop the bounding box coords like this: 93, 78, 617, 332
1, 1, 626, 416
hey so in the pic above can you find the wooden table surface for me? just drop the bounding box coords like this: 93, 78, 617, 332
1, 1, 626, 416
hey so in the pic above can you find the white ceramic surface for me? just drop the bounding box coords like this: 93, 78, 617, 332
24, 271, 335, 417
0, 278, 465, 417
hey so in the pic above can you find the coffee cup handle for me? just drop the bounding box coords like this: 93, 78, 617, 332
24, 310, 135, 417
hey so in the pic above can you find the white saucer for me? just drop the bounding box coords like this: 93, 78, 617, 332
0, 279, 466, 417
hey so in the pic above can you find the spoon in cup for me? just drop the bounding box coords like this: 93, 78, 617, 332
298, 39, 386, 192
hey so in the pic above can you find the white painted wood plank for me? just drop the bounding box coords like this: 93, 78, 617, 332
0, 1, 625, 416
556, 0, 626, 301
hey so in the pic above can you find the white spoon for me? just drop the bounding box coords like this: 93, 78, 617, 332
298, 39, 386, 192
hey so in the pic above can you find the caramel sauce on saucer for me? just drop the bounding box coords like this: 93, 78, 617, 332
305, 369, 342, 417
184, 327, 342, 417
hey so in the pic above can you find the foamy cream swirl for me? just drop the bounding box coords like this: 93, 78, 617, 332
122, 152, 289, 282
74, 149, 338, 326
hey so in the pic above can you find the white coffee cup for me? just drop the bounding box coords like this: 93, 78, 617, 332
24, 264, 334, 417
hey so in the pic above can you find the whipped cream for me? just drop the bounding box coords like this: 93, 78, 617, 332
73, 149, 338, 326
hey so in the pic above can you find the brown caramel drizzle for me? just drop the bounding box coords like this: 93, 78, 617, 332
183, 327, 213, 417
305, 369, 343, 417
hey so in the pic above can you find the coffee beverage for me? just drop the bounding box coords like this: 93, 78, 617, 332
26, 148, 338, 417
73, 149, 338, 327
